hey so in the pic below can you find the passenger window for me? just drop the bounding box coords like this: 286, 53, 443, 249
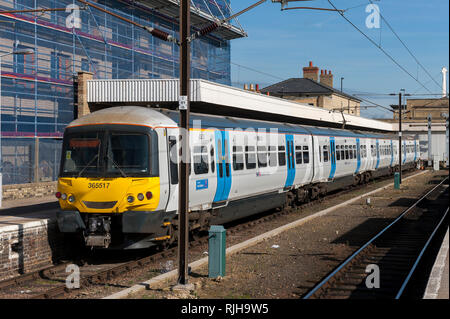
232, 145, 244, 171
345, 145, 349, 159
257, 146, 267, 168
245, 145, 256, 170
210, 146, 215, 173
336, 145, 341, 161
269, 146, 277, 167
169, 136, 178, 184
323, 145, 329, 162
193, 145, 209, 175
295, 145, 303, 164
303, 146, 310, 164
278, 146, 286, 166
319, 146, 322, 162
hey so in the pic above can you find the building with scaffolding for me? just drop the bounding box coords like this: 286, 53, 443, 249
0, 0, 245, 185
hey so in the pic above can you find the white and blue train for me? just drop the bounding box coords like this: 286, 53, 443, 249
56, 106, 419, 249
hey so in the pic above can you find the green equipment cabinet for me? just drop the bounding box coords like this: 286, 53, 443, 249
394, 172, 400, 189
208, 225, 226, 278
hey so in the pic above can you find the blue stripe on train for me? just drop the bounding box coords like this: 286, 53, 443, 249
329, 137, 336, 179
375, 139, 380, 169
390, 140, 394, 166
285, 134, 295, 187
355, 138, 361, 174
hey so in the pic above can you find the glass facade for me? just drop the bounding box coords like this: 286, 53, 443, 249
0, 0, 234, 184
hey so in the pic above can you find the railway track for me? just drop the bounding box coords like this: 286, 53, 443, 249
0, 169, 427, 299
303, 176, 449, 299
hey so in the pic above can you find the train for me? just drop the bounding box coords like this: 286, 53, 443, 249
55, 106, 419, 249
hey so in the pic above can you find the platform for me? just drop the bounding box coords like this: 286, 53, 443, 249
0, 196, 61, 281
424, 228, 449, 299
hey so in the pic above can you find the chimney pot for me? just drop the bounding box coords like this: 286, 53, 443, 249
309, 61, 313, 67
321, 70, 324, 75
256, 84, 259, 92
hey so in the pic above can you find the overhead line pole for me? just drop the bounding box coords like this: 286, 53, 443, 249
178, 0, 190, 286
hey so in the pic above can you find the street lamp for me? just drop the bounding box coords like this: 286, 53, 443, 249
0, 48, 35, 207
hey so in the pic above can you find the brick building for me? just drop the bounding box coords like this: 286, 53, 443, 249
260, 61, 361, 116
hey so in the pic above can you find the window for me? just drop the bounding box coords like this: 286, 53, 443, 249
233, 145, 244, 171
323, 145, 329, 162
257, 146, 268, 167
210, 145, 215, 173
345, 145, 349, 159
303, 146, 310, 164
193, 145, 209, 175
295, 145, 303, 164
319, 146, 322, 162
336, 145, 341, 161
169, 136, 178, 184
278, 146, 286, 166
269, 146, 277, 167
349, 145, 354, 159
245, 146, 256, 169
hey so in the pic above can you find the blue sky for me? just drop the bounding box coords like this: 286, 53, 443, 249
228, 0, 449, 119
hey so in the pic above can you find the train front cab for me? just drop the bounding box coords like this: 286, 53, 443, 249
56, 124, 175, 249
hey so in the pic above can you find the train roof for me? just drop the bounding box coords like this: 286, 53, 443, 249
67, 106, 415, 141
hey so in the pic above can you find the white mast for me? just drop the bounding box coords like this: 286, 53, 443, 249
442, 67, 448, 97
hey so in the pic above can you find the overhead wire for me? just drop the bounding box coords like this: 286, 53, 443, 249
367, 0, 442, 90
326, 0, 434, 94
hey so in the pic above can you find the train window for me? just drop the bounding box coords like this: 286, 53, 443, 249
217, 140, 223, 178
319, 146, 322, 162
323, 145, 329, 162
193, 145, 209, 175
269, 146, 277, 167
210, 146, 215, 173
232, 145, 244, 171
257, 146, 268, 167
345, 145, 349, 159
245, 146, 256, 170
224, 140, 230, 177
336, 145, 341, 161
349, 146, 354, 159
295, 145, 303, 164
278, 146, 286, 166
303, 146, 310, 164
168, 136, 178, 184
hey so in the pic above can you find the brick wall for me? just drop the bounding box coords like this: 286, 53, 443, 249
0, 219, 64, 281
2, 181, 57, 201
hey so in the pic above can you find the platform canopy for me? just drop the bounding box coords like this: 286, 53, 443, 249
134, 0, 247, 40
86, 78, 396, 133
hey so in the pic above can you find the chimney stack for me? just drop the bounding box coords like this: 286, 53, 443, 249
320, 69, 334, 88
303, 61, 319, 82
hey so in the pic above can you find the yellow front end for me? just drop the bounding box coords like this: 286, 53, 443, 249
57, 176, 160, 213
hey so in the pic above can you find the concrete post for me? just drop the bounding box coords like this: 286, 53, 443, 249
428, 114, 432, 167
446, 117, 449, 167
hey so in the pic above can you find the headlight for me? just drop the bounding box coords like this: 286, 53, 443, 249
137, 193, 144, 201
127, 195, 135, 203
61, 193, 67, 200
68, 195, 75, 203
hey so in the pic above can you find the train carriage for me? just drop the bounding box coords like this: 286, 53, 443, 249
56, 106, 419, 249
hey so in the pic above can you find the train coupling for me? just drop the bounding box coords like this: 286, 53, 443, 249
84, 216, 112, 248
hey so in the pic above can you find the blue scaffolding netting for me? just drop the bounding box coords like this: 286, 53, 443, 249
0, 0, 239, 184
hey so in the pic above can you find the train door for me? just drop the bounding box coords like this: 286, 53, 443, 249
329, 137, 336, 180
414, 140, 417, 162
285, 134, 295, 188
389, 140, 394, 167
165, 130, 179, 213
375, 139, 380, 169
213, 130, 232, 203
403, 140, 407, 164
355, 138, 361, 174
